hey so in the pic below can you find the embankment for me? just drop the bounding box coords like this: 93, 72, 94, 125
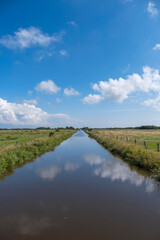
0, 130, 76, 179
86, 130, 160, 180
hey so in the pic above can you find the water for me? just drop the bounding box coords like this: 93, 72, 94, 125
0, 130, 160, 240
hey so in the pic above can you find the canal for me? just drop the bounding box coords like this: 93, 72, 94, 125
0, 130, 160, 239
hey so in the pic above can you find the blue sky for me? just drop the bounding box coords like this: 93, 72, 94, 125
1, 0, 160, 128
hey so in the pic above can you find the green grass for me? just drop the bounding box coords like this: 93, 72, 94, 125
0, 129, 77, 180
87, 129, 160, 152
0, 129, 56, 147
85, 129, 160, 180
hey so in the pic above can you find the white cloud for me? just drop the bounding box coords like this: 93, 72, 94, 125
64, 87, 80, 96
23, 99, 38, 105
147, 2, 158, 17
35, 80, 61, 94
153, 44, 160, 51
0, 98, 47, 125
0, 97, 82, 127
143, 94, 160, 111
67, 21, 77, 27
0, 27, 64, 50
83, 66, 160, 104
60, 49, 68, 56
35, 49, 54, 61
82, 94, 104, 104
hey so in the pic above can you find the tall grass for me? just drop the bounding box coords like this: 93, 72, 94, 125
0, 130, 76, 180
86, 130, 160, 180
89, 129, 160, 152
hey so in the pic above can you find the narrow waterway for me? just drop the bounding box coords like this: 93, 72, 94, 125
0, 130, 160, 240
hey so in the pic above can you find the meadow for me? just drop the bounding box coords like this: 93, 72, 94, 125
92, 129, 160, 152
85, 129, 160, 179
0, 128, 77, 180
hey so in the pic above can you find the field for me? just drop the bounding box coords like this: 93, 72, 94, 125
0, 129, 77, 179
93, 129, 160, 152
85, 129, 160, 179
0, 129, 61, 149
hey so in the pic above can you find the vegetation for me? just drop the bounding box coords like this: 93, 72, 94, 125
85, 129, 160, 180
0, 129, 77, 180
83, 128, 160, 152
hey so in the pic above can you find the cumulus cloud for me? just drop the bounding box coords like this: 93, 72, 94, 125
82, 94, 104, 104
147, 2, 158, 17
0, 27, 64, 50
35, 80, 61, 94
0, 98, 81, 127
60, 50, 68, 56
64, 88, 80, 96
82, 66, 160, 104
143, 94, 160, 111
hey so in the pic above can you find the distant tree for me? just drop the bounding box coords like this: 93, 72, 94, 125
65, 126, 74, 130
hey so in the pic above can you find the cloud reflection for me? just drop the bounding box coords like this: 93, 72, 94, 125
84, 154, 105, 165
37, 165, 61, 180
84, 154, 157, 193
94, 161, 144, 186
64, 162, 80, 172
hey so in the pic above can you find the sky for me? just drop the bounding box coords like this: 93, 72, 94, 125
1, 0, 160, 128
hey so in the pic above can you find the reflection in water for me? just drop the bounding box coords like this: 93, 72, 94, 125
84, 154, 157, 193
1, 214, 53, 236
37, 163, 80, 180
1, 131, 160, 240
64, 163, 80, 172
37, 165, 61, 180
84, 154, 105, 165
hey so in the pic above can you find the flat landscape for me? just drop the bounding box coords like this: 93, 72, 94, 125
1, 0, 160, 239
0, 128, 77, 180
86, 128, 160, 180
0, 130, 160, 240
89, 128, 160, 152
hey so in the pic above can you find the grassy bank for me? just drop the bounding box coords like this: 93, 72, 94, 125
85, 129, 160, 180
0, 129, 77, 180
86, 128, 160, 152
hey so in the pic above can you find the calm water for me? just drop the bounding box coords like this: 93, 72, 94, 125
0, 130, 160, 240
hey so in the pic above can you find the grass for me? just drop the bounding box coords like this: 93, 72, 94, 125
89, 129, 160, 152
85, 129, 160, 180
0, 129, 77, 180
0, 129, 57, 147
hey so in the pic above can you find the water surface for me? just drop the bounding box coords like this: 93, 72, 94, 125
0, 130, 160, 240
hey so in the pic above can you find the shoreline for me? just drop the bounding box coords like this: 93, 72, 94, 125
0, 130, 77, 180
85, 130, 160, 180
